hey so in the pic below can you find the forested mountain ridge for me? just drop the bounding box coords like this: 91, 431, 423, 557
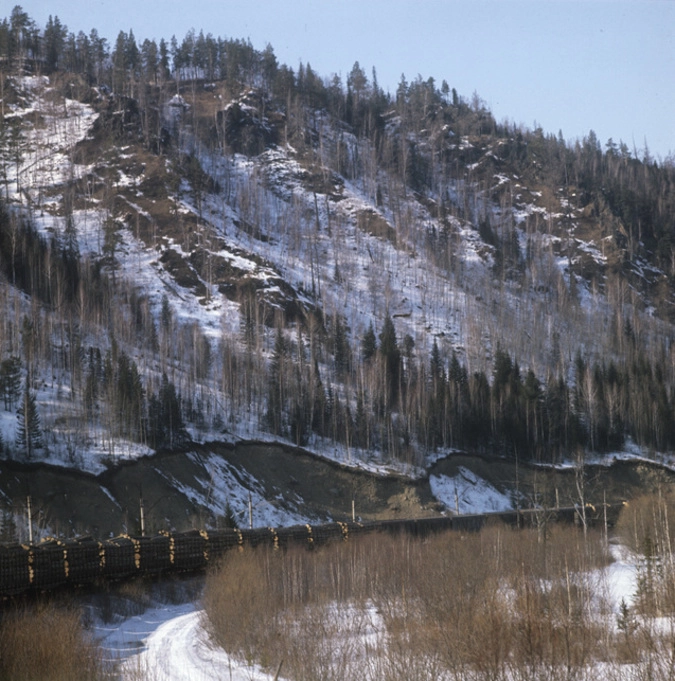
1, 5, 675, 482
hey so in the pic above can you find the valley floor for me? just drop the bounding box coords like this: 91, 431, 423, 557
97, 542, 641, 681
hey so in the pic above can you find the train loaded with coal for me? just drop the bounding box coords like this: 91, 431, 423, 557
0, 505, 620, 599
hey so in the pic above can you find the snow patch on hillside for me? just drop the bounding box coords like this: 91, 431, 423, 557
183, 450, 320, 527
430, 467, 513, 514
6, 77, 98, 204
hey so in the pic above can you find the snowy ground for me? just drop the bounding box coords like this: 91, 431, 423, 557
606, 543, 640, 611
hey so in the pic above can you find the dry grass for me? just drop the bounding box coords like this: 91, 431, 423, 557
0, 602, 107, 681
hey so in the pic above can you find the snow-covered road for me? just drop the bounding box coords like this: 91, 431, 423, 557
97, 603, 273, 681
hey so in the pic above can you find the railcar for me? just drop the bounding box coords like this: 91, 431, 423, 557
171, 530, 208, 571
0, 543, 30, 596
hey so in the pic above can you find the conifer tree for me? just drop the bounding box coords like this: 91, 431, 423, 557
148, 373, 187, 449
43, 15, 67, 72
430, 339, 444, 387
333, 315, 349, 376
378, 313, 401, 408
266, 326, 287, 435
61, 210, 80, 299
102, 216, 122, 285
16, 383, 42, 460
354, 392, 368, 449
114, 352, 145, 441
361, 322, 377, 362
0, 356, 21, 410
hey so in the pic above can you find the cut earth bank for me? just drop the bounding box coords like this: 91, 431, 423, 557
0, 441, 671, 540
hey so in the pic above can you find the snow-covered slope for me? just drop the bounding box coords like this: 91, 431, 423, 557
0, 71, 673, 528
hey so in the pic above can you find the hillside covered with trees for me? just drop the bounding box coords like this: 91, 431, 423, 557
1, 4, 675, 479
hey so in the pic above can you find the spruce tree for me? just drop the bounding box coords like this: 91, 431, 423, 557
354, 392, 368, 449
61, 211, 80, 298
148, 374, 187, 449
102, 216, 122, 284
333, 315, 349, 376
430, 339, 444, 386
16, 384, 43, 460
378, 314, 401, 408
361, 322, 377, 362
115, 352, 145, 441
159, 373, 186, 448
266, 326, 287, 435
160, 294, 172, 331
0, 356, 22, 410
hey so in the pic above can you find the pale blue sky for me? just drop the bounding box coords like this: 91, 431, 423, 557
11, 0, 675, 160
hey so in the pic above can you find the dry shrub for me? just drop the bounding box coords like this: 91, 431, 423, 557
611, 493, 675, 679
204, 541, 386, 677
615, 492, 675, 616
0, 603, 106, 681
204, 523, 618, 680
615, 490, 675, 556
407, 526, 608, 679
202, 546, 280, 663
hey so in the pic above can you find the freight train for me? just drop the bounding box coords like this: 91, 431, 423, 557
0, 505, 619, 598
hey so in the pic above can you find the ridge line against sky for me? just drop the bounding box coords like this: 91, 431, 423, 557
9, 0, 675, 160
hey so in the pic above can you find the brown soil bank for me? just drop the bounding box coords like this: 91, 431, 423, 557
0, 442, 672, 540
